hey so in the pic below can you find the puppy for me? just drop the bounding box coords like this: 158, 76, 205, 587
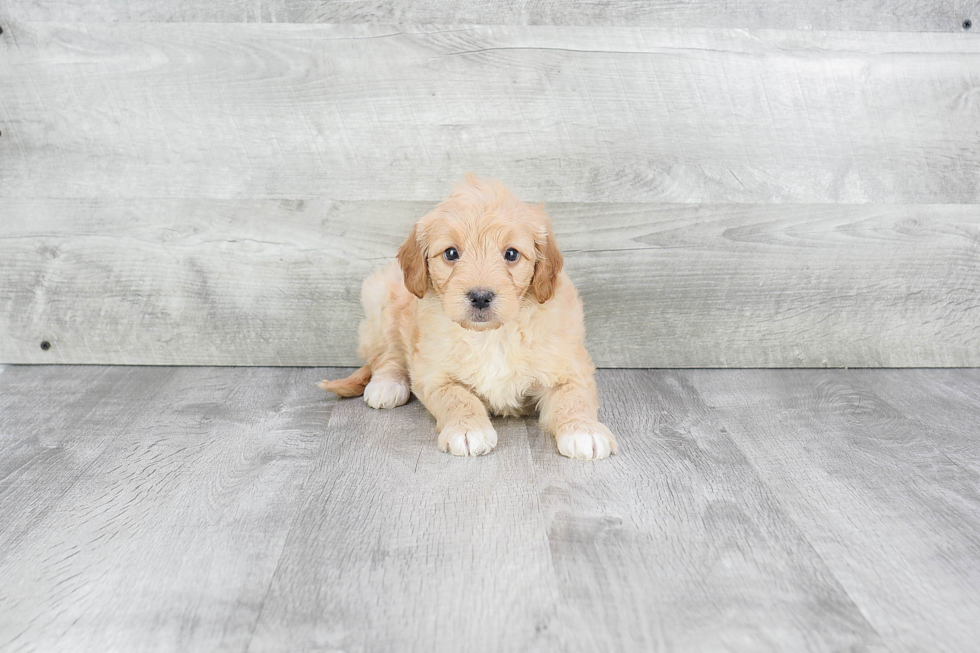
319, 175, 617, 460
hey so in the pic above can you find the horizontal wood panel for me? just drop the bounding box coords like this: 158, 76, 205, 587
3, 0, 976, 32
2, 23, 980, 203
2, 199, 977, 367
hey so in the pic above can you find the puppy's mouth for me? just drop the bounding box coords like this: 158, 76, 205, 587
460, 308, 501, 330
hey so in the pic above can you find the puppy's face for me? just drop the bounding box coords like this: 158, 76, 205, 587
398, 176, 563, 331
424, 217, 536, 330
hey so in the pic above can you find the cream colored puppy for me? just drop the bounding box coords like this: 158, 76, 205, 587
320, 175, 617, 460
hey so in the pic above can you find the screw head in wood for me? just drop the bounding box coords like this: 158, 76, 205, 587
40, 340, 51, 351
965, 19, 973, 29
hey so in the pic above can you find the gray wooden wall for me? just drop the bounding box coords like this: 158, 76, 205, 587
1, 2, 978, 367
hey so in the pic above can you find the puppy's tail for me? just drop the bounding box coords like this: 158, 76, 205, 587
318, 364, 372, 398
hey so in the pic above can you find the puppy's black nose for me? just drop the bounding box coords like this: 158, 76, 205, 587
467, 289, 495, 310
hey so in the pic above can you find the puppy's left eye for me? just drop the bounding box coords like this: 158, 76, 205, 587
504, 248, 520, 262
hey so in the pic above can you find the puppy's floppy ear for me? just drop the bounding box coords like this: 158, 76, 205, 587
397, 222, 430, 299
532, 220, 564, 303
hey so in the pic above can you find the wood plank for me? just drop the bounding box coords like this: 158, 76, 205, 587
526, 369, 888, 652
247, 387, 563, 652
2, 23, 979, 203
2, 366, 979, 651
2, 199, 977, 367
0, 365, 182, 557
2, 0, 975, 32
0, 365, 341, 651
842, 369, 980, 474
687, 369, 980, 653
918, 367, 980, 409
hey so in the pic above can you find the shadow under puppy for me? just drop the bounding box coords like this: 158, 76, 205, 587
320, 175, 617, 460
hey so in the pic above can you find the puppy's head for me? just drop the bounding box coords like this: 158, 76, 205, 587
397, 174, 564, 330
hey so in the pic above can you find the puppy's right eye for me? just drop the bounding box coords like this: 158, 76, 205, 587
443, 247, 459, 261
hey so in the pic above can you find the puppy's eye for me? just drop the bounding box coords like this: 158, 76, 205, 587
504, 248, 520, 262
443, 247, 459, 261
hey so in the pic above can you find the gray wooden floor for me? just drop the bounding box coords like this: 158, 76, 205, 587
1, 366, 978, 652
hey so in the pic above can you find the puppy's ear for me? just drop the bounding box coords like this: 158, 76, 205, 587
532, 221, 564, 303
397, 222, 430, 299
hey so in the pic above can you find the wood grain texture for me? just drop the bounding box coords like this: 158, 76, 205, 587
4, 366, 980, 651
526, 369, 888, 652
846, 368, 980, 472
3, 0, 976, 32
1, 23, 979, 204
2, 199, 978, 367
0, 366, 174, 557
247, 391, 562, 652
687, 368, 980, 653
0, 365, 343, 652
2, 19, 979, 367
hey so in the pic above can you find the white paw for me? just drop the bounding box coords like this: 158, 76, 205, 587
556, 424, 617, 460
363, 379, 410, 409
438, 424, 498, 457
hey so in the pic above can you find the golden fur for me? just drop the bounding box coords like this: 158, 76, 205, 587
319, 175, 617, 460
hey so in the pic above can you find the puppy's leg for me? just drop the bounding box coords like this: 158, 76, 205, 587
363, 355, 411, 409
358, 263, 412, 409
417, 381, 497, 457
538, 378, 617, 460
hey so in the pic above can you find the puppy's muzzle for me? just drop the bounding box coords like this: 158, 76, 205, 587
466, 288, 496, 323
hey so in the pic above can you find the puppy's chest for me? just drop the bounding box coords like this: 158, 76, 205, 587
454, 329, 539, 416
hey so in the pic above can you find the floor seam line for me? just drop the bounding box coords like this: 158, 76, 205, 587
243, 387, 343, 652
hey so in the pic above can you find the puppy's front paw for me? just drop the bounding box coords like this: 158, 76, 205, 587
363, 379, 410, 409
556, 422, 617, 460
438, 424, 498, 457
